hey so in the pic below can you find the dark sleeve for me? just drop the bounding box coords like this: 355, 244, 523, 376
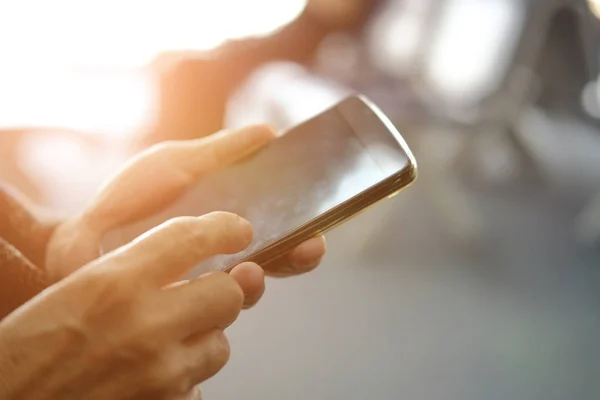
0, 184, 53, 320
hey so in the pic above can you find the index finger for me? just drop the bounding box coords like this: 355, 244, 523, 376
101, 212, 253, 286
169, 124, 276, 178
83, 125, 276, 232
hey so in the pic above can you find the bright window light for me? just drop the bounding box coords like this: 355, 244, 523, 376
589, 0, 600, 19
368, 0, 434, 78
423, 0, 524, 106
0, 0, 307, 68
0, 0, 307, 134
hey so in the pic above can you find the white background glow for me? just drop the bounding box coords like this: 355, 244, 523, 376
0, 0, 307, 133
424, 0, 524, 106
0, 0, 307, 68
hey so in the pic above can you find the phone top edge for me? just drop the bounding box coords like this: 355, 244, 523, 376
334, 95, 418, 180
352, 94, 418, 174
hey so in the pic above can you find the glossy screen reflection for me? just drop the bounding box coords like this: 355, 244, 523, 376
102, 110, 393, 277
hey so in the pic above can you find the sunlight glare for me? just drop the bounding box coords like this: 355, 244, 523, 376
424, 0, 524, 106
0, 0, 308, 68
0, 0, 307, 133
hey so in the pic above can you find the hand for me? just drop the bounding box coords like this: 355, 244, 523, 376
46, 125, 326, 284
0, 212, 263, 399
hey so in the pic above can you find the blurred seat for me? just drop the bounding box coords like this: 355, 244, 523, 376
385, 0, 600, 246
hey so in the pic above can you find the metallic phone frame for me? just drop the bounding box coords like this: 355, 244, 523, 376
221, 94, 418, 271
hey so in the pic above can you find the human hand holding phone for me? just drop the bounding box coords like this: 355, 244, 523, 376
0, 212, 262, 399
46, 125, 326, 284
0, 95, 416, 400
0, 124, 325, 399
98, 95, 417, 277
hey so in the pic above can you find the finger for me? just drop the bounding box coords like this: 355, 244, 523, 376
263, 236, 326, 277
82, 124, 276, 232
158, 271, 244, 338
228, 262, 265, 309
182, 330, 231, 388
185, 386, 203, 400
171, 124, 276, 178
158, 330, 230, 395
173, 387, 202, 400
103, 212, 252, 286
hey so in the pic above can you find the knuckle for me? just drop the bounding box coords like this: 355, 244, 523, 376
163, 213, 252, 258
75, 270, 138, 329
153, 351, 185, 388
113, 310, 161, 359
203, 212, 253, 253
211, 272, 244, 323
209, 331, 231, 368
124, 334, 160, 361
82, 312, 160, 367
200, 140, 221, 168
166, 216, 208, 253
202, 331, 231, 377
148, 141, 193, 185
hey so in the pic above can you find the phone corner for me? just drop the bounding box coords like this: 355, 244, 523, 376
407, 162, 418, 183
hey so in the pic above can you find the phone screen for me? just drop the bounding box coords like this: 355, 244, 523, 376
103, 108, 394, 276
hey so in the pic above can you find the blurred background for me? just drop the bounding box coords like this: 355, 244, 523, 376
2, 0, 600, 398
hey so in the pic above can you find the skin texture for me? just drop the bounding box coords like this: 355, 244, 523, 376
0, 213, 260, 399
0, 125, 326, 399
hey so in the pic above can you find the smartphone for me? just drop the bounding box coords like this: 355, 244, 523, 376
101, 95, 417, 277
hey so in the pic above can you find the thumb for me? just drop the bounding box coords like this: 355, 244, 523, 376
83, 124, 275, 233
46, 125, 276, 280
